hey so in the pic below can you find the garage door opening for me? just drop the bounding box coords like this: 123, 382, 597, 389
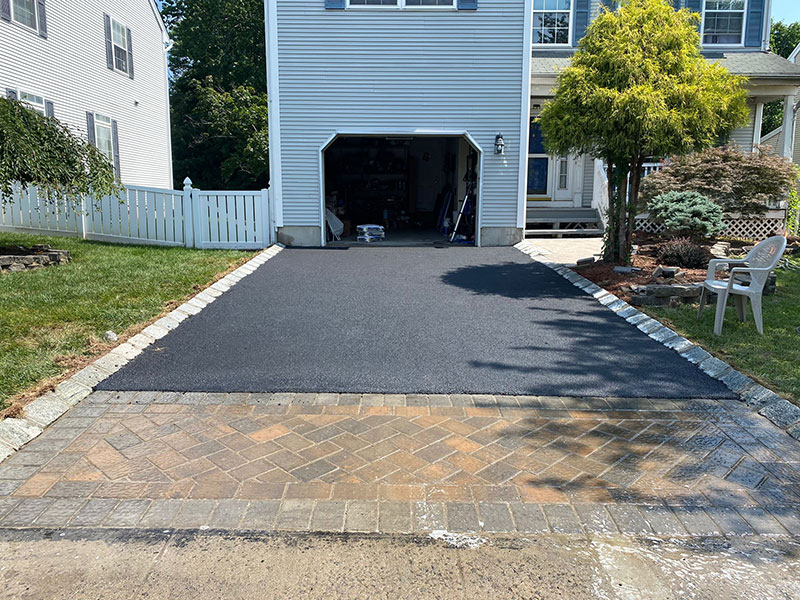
323, 135, 479, 246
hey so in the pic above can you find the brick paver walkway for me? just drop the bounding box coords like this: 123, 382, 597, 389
2, 392, 800, 536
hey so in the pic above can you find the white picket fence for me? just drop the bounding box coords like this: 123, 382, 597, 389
0, 178, 274, 250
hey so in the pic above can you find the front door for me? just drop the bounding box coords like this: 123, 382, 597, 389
527, 119, 578, 207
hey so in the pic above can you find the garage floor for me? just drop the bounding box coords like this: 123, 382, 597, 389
98, 247, 733, 398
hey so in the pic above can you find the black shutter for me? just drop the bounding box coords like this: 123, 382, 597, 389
45, 100, 54, 118
111, 120, 121, 178
0, 0, 10, 22
324, 0, 345, 8
86, 112, 96, 145
104, 14, 114, 70
457, 0, 477, 9
573, 0, 590, 45
673, 0, 681, 9
685, 0, 701, 12
37, 0, 47, 38
744, 0, 765, 47
6, 89, 17, 100
126, 28, 134, 79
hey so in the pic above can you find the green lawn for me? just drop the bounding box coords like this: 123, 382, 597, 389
645, 256, 800, 402
0, 233, 254, 411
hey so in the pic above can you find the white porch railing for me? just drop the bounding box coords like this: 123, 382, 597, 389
592, 158, 610, 228
0, 179, 274, 250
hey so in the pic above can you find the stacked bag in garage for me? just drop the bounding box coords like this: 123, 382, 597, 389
356, 224, 385, 243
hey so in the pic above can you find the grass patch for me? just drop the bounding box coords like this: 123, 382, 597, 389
645, 257, 800, 401
0, 232, 254, 412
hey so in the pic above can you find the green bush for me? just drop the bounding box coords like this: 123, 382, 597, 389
658, 237, 710, 269
648, 191, 725, 238
787, 167, 800, 237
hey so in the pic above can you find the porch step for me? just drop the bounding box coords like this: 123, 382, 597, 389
525, 228, 603, 237
526, 207, 602, 238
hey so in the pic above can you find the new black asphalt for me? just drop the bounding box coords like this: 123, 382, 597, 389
98, 247, 734, 398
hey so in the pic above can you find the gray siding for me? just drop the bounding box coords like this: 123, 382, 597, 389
582, 156, 594, 208
272, 0, 528, 230
729, 104, 756, 151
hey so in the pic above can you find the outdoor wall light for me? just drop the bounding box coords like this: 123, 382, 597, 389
494, 133, 505, 155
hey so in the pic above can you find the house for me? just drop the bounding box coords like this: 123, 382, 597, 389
264, 0, 800, 247
760, 41, 800, 169
1, 0, 173, 189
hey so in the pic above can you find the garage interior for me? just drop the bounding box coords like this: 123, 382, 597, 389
323, 135, 478, 246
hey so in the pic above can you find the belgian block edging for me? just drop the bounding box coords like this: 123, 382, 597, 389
0, 245, 285, 462
514, 241, 800, 440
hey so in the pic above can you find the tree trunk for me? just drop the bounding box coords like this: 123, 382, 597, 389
624, 154, 645, 262
604, 161, 618, 262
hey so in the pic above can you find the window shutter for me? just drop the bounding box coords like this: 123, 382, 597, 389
104, 14, 114, 70
1, 0, 10, 22
685, 0, 701, 12
86, 112, 96, 145
573, 0, 590, 45
45, 101, 54, 118
600, 0, 615, 9
673, 0, 681, 9
457, 0, 478, 9
6, 89, 17, 100
111, 120, 121, 179
37, 0, 47, 38
324, 0, 345, 9
126, 28, 134, 79
744, 0, 765, 47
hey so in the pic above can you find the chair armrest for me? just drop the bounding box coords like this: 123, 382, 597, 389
707, 259, 747, 280
727, 266, 773, 290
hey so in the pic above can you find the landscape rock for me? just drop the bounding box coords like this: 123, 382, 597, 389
104, 331, 118, 342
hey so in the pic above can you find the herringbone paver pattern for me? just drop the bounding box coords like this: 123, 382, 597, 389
1, 391, 800, 535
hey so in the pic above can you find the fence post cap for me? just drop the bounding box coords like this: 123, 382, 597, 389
183, 177, 193, 187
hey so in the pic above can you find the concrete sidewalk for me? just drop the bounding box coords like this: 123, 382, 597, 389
2, 528, 799, 599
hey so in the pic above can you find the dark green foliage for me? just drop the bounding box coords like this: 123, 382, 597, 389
162, 0, 269, 189
171, 78, 269, 190
647, 191, 724, 238
0, 97, 120, 203
657, 237, 710, 268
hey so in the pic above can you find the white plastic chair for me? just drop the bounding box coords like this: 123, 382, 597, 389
698, 235, 787, 336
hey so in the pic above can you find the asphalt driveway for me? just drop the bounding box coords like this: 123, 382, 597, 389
98, 247, 733, 398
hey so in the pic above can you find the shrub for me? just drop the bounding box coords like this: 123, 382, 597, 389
641, 146, 798, 216
647, 191, 725, 238
787, 167, 800, 237
658, 237, 710, 269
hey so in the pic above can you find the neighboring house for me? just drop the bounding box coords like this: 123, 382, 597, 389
1, 0, 173, 188
265, 0, 800, 247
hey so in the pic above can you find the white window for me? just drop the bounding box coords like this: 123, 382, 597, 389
533, 0, 572, 45
558, 156, 569, 190
702, 0, 746, 46
347, 0, 455, 8
11, 0, 37, 30
20, 92, 45, 116
94, 114, 114, 163
111, 18, 130, 74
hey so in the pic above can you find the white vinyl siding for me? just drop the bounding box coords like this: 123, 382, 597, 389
347, 0, 456, 7
0, 0, 171, 188
272, 0, 527, 230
